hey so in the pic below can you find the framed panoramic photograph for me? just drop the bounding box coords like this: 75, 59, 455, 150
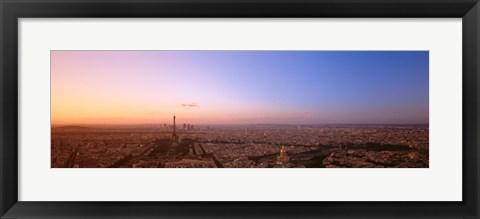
1, 0, 479, 218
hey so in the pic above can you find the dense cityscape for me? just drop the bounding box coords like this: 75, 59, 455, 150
51, 116, 429, 168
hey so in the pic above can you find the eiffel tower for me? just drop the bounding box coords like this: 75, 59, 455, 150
171, 115, 179, 143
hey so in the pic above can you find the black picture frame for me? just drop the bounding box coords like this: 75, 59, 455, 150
1, 0, 479, 218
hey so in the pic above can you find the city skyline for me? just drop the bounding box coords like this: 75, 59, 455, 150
51, 50, 429, 125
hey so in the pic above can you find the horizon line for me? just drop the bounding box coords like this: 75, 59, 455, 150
51, 122, 430, 126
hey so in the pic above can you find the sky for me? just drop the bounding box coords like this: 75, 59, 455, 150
51, 51, 429, 125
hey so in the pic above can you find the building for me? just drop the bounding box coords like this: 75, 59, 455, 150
277, 146, 290, 164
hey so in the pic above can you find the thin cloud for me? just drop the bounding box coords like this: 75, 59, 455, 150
180, 102, 199, 108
